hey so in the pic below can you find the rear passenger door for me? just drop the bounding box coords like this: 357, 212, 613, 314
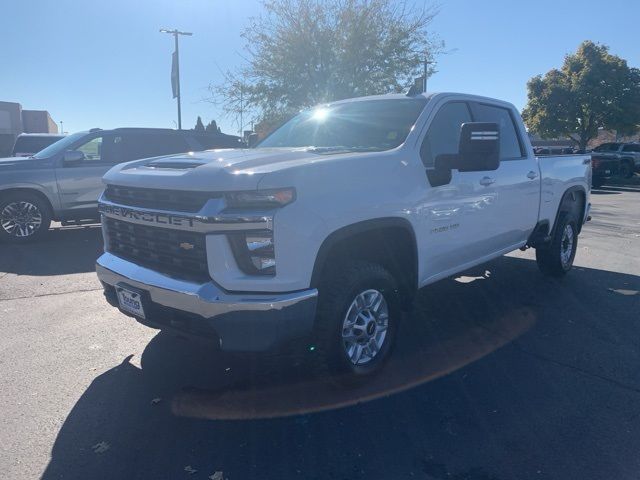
469, 102, 539, 249
621, 144, 640, 170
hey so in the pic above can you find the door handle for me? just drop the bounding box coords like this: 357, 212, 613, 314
479, 176, 495, 186
527, 170, 539, 180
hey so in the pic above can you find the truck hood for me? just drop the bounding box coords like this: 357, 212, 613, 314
103, 147, 356, 191
0, 156, 52, 171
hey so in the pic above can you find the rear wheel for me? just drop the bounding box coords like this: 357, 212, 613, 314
535, 213, 578, 277
620, 161, 634, 179
313, 261, 400, 379
0, 193, 51, 243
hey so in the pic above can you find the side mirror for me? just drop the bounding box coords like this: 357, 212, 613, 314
63, 150, 85, 165
247, 133, 259, 148
455, 122, 500, 172
425, 122, 501, 187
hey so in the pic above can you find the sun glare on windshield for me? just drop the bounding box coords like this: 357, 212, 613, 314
311, 108, 330, 122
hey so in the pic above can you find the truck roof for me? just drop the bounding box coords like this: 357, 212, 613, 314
16, 133, 65, 137
75, 127, 241, 140
321, 92, 518, 111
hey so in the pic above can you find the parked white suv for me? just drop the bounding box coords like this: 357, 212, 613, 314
96, 92, 591, 379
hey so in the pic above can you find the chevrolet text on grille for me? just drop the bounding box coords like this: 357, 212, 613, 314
98, 201, 273, 232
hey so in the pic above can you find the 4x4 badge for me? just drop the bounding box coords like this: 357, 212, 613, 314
179, 242, 195, 250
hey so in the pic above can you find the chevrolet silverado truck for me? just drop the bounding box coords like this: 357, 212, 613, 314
0, 128, 242, 243
96, 92, 591, 378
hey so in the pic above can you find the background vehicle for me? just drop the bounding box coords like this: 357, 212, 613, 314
591, 142, 640, 182
591, 155, 620, 188
96, 92, 591, 380
533, 146, 575, 155
0, 128, 242, 242
11, 133, 65, 157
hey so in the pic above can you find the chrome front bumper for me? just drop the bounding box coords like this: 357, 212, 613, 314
96, 253, 318, 351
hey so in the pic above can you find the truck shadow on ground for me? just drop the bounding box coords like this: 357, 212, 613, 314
41, 256, 640, 480
0, 224, 102, 276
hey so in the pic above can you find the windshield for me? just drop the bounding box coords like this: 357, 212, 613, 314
258, 98, 427, 151
593, 143, 620, 152
32, 132, 87, 159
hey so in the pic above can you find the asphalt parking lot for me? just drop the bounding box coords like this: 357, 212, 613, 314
1, 183, 639, 480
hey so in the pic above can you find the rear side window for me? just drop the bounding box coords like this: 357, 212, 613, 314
420, 102, 472, 167
470, 103, 524, 160
622, 144, 640, 153
117, 134, 190, 162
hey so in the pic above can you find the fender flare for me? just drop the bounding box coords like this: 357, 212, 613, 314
310, 217, 419, 292
0, 184, 58, 216
551, 185, 587, 236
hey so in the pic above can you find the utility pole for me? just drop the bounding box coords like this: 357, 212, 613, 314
59, 121, 63, 134
160, 28, 193, 130
423, 57, 433, 93
239, 85, 244, 136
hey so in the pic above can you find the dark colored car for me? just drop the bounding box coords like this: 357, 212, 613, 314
591, 155, 620, 188
591, 142, 640, 185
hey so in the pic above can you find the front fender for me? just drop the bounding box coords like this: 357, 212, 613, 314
0, 181, 61, 215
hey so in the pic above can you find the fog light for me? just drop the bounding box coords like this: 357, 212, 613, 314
228, 232, 276, 275
251, 256, 276, 271
245, 235, 273, 252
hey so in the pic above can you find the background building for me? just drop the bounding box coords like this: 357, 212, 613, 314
0, 101, 59, 156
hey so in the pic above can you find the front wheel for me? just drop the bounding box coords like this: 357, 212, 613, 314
313, 261, 400, 379
0, 193, 52, 243
535, 214, 578, 277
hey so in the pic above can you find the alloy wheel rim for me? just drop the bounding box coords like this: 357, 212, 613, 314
0, 201, 43, 237
341, 289, 389, 366
560, 224, 574, 267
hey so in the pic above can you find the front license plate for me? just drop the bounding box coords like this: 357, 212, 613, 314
116, 285, 146, 319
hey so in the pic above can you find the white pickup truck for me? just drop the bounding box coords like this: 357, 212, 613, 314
96, 92, 591, 378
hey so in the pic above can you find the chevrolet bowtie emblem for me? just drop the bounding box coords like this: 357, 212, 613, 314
179, 242, 195, 250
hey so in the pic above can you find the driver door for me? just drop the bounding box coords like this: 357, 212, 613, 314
55, 133, 116, 218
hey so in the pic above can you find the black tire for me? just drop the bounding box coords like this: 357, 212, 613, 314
312, 261, 400, 380
535, 213, 578, 277
592, 176, 605, 188
0, 192, 52, 243
620, 161, 634, 179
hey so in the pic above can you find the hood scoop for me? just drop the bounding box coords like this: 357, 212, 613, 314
145, 157, 205, 170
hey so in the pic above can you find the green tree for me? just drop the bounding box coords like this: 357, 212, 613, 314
523, 41, 640, 151
211, 0, 443, 131
194, 116, 205, 133
205, 120, 220, 134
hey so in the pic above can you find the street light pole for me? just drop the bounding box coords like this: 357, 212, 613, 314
160, 28, 193, 130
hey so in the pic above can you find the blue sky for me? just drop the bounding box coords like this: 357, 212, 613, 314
2, 0, 638, 136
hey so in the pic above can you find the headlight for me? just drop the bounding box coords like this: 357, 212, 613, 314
225, 188, 295, 209
228, 232, 276, 275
